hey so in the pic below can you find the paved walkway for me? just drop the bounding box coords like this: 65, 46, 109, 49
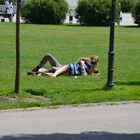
0, 103, 140, 140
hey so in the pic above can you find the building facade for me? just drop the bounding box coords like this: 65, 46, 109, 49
65, 0, 78, 23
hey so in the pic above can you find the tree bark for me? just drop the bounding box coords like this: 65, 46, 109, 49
15, 0, 21, 93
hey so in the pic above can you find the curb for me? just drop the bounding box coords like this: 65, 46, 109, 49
0, 100, 140, 113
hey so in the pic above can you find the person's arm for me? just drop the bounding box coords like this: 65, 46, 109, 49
80, 60, 87, 76
75, 57, 89, 63
88, 64, 99, 75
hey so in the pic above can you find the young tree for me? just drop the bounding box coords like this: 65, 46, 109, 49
15, 0, 21, 93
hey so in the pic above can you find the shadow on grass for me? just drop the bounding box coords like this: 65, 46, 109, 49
116, 81, 140, 86
25, 89, 45, 96
0, 131, 139, 140
65, 24, 109, 27
121, 25, 139, 28
25, 86, 111, 95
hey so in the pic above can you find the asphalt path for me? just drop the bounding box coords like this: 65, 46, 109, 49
0, 103, 140, 140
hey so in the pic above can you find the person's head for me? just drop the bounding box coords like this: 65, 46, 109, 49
89, 55, 100, 74
89, 55, 99, 65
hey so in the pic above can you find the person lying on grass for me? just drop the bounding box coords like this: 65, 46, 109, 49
28, 53, 100, 77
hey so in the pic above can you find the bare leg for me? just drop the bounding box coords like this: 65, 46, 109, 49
47, 65, 68, 77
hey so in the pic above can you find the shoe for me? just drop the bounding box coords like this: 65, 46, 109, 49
27, 71, 38, 76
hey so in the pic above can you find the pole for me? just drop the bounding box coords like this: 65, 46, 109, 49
107, 0, 116, 88
15, 0, 21, 93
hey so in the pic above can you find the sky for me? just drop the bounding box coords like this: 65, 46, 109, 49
66, 0, 78, 5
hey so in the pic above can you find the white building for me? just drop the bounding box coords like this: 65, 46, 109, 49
65, 0, 78, 24
120, 13, 137, 26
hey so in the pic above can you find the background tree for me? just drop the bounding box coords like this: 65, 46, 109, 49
75, 0, 120, 26
0, 0, 15, 5
0, 0, 4, 4
21, 0, 68, 24
132, 0, 140, 26
118, 0, 136, 12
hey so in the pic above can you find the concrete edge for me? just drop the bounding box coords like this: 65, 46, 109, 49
0, 100, 140, 113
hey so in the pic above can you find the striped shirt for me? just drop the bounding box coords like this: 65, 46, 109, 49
68, 63, 81, 75
68, 61, 92, 76
83, 60, 92, 72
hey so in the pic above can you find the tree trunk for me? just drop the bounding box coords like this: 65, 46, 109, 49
15, 0, 21, 93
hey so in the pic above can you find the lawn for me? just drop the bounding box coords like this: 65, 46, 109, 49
0, 23, 140, 109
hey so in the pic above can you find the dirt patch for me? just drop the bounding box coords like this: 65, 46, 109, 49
0, 97, 17, 103
0, 96, 49, 103
22, 96, 49, 103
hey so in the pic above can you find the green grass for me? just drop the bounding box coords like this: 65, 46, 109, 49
0, 23, 140, 109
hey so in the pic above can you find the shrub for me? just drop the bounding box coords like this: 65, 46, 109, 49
21, 0, 68, 24
132, 0, 140, 26
75, 0, 120, 26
